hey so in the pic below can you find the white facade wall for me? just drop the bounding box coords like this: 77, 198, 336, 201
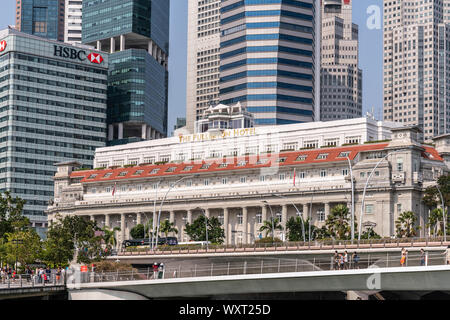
64, 0, 83, 45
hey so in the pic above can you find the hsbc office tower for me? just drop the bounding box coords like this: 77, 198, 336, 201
0, 27, 108, 236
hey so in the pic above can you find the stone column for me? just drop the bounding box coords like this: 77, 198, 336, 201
90, 215, 95, 222
148, 40, 153, 56
170, 211, 175, 223
324, 203, 330, 221
120, 34, 125, 51
242, 207, 248, 244
223, 208, 229, 245
120, 213, 126, 244
262, 205, 267, 223
141, 124, 147, 139
303, 204, 310, 221
205, 208, 210, 219
108, 124, 114, 141
118, 123, 124, 140
146, 126, 152, 141
110, 37, 115, 53
136, 212, 142, 225
281, 204, 288, 240
105, 214, 110, 228
187, 209, 193, 224
96, 40, 102, 51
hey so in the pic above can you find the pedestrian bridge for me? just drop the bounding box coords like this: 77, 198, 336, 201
67, 264, 450, 300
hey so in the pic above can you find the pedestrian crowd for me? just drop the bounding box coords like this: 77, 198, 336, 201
332, 251, 360, 270
0, 265, 65, 284
152, 262, 165, 279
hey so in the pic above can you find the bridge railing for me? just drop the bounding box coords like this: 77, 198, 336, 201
0, 273, 66, 290
83, 251, 449, 284
117, 236, 450, 256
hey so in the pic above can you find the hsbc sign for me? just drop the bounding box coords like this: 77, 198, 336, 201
0, 40, 7, 52
53, 45, 103, 64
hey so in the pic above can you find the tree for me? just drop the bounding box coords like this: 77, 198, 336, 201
286, 216, 304, 241
159, 219, 178, 237
395, 211, 419, 238
185, 216, 225, 244
4, 230, 42, 270
360, 227, 381, 240
102, 226, 121, 250
259, 218, 283, 238
325, 204, 353, 240
130, 224, 145, 239
43, 214, 103, 266
0, 191, 28, 240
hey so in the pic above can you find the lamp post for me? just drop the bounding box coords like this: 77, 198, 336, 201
346, 156, 355, 243
261, 200, 275, 242
271, 193, 306, 242
155, 175, 196, 249
435, 183, 446, 242
150, 180, 162, 251
194, 207, 209, 251
358, 152, 393, 242
12, 239, 23, 272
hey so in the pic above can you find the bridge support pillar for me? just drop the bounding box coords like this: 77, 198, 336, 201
224, 208, 229, 245
242, 207, 248, 245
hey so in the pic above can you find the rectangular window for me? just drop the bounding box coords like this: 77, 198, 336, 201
365, 204, 374, 214
397, 158, 404, 171
317, 153, 329, 160
118, 171, 128, 177
320, 169, 327, 177
222, 177, 228, 184
159, 155, 170, 162
218, 163, 228, 168
240, 176, 247, 183
279, 173, 286, 180
143, 157, 155, 164
256, 213, 262, 224
345, 136, 361, 145
304, 140, 318, 149
338, 151, 351, 158
277, 157, 287, 163
150, 169, 160, 174
299, 171, 306, 179
133, 170, 144, 176
259, 175, 266, 182
237, 214, 243, 225
282, 142, 298, 151
103, 172, 112, 178
87, 174, 98, 179
183, 166, 193, 171
128, 159, 139, 166
204, 179, 210, 186
186, 180, 192, 187
200, 163, 210, 170
166, 167, 176, 172
397, 203, 402, 213
317, 209, 325, 222
296, 155, 307, 161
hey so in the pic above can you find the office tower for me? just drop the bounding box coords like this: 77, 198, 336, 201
383, 0, 450, 142
320, 0, 362, 121
82, 0, 170, 145
15, 0, 65, 41
185, 0, 221, 133
64, 0, 82, 45
218, 0, 317, 126
0, 28, 108, 236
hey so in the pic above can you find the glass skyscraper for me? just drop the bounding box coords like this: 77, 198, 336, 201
0, 27, 108, 236
82, 0, 170, 145
15, 0, 65, 41
219, 0, 317, 126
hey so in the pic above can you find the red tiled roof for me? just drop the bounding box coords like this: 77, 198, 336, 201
71, 143, 442, 183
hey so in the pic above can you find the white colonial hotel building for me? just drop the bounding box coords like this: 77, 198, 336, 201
47, 118, 450, 245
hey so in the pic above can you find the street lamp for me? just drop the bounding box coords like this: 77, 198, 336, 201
346, 156, 355, 243
150, 180, 162, 250
12, 239, 23, 271
271, 193, 306, 242
261, 200, 275, 242
194, 207, 209, 251
434, 183, 446, 242
155, 174, 196, 249
358, 152, 394, 242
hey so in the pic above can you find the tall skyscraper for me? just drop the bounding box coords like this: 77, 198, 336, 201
383, 0, 450, 142
0, 28, 108, 236
82, 0, 170, 145
320, 0, 362, 121
185, 0, 221, 134
64, 0, 82, 45
218, 0, 317, 126
15, 0, 65, 41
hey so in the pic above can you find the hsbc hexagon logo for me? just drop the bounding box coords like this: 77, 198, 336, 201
87, 53, 104, 64
0, 40, 7, 52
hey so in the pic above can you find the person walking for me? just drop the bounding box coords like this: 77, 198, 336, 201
420, 249, 426, 266
339, 253, 344, 270
333, 251, 339, 270
56, 267, 61, 283
444, 245, 450, 265
352, 252, 360, 269
152, 263, 159, 279
343, 251, 349, 270
400, 248, 407, 267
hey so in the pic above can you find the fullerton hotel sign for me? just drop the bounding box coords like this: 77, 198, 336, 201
178, 128, 257, 143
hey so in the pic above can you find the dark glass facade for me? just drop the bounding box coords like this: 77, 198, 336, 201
16, 0, 65, 41
83, 0, 170, 145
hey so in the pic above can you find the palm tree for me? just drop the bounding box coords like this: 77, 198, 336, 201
426, 208, 445, 237
102, 226, 120, 248
259, 218, 282, 238
159, 219, 178, 237
325, 204, 351, 240
395, 211, 419, 238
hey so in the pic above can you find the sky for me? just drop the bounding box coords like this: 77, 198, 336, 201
1, 0, 384, 134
